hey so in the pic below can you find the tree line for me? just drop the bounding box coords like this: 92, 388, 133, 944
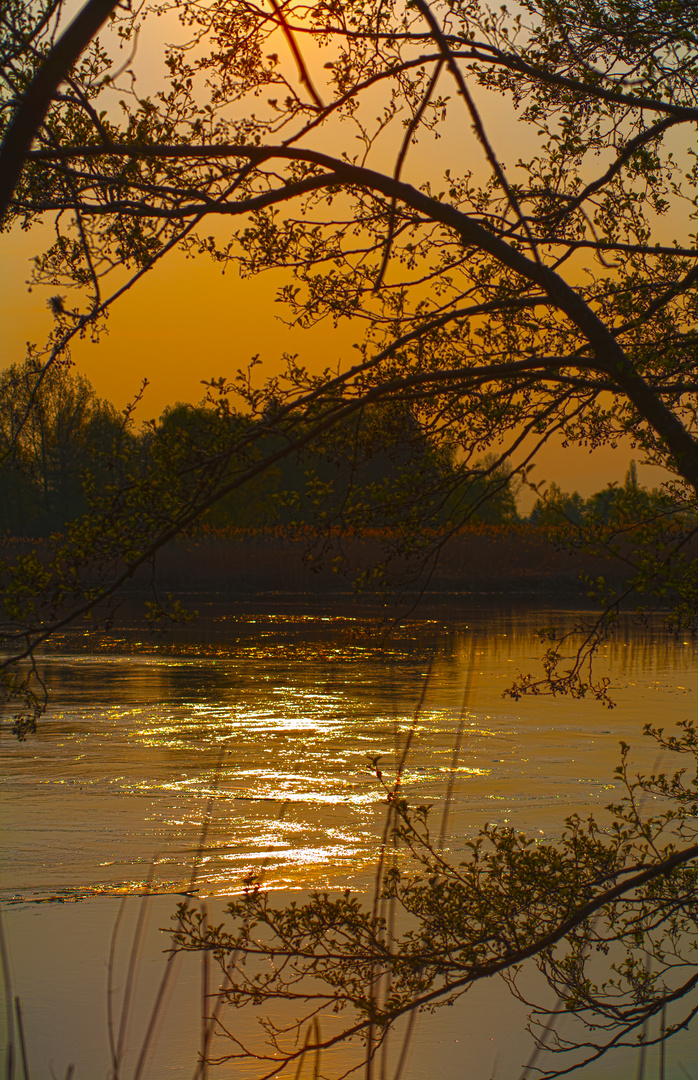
2, 358, 671, 538
0, 358, 517, 535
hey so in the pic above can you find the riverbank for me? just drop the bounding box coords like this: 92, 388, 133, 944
133, 524, 633, 598
0, 524, 636, 600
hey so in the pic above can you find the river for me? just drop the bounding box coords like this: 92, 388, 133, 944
3, 598, 698, 1079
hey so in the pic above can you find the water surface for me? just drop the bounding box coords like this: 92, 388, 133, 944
5, 600, 696, 901
3, 599, 698, 1079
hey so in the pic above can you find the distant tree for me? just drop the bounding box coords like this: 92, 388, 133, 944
529, 482, 586, 528
293, 401, 457, 530
583, 460, 668, 526
0, 359, 122, 534
584, 483, 621, 525
153, 402, 284, 529
444, 453, 520, 526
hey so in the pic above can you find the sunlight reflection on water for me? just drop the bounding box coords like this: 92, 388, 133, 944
4, 602, 698, 902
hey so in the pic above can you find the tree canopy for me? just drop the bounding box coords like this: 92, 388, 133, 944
2, 4, 697, 499
0, 359, 124, 534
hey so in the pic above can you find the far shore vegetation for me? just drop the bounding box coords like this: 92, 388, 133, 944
0, 359, 674, 543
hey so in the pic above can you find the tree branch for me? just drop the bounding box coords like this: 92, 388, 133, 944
0, 0, 121, 223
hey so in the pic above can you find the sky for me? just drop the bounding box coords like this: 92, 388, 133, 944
0, 219, 668, 514
0, 6, 673, 512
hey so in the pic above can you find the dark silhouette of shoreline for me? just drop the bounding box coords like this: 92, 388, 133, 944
0, 524, 635, 601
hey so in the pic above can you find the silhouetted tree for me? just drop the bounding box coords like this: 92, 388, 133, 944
529, 482, 586, 528
0, 359, 122, 533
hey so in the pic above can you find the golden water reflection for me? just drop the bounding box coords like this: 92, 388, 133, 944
3, 603, 698, 902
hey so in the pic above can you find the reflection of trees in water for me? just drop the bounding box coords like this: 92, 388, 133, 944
32, 610, 698, 717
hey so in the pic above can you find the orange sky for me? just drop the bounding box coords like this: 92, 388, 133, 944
0, 11, 674, 513
2, 228, 346, 410
0, 221, 667, 513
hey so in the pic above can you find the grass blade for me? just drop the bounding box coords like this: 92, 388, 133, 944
13, 999, 29, 1080
0, 911, 15, 1080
